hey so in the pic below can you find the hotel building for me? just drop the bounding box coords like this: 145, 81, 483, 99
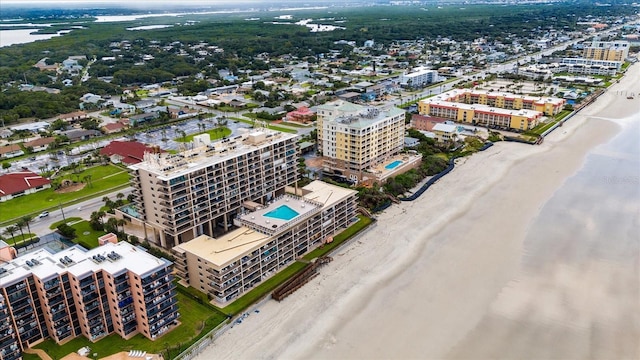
418, 89, 565, 131
121, 129, 299, 248
316, 100, 413, 184
0, 241, 178, 359
582, 40, 629, 62
173, 181, 357, 305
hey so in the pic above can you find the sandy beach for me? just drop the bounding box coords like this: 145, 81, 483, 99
196, 63, 640, 360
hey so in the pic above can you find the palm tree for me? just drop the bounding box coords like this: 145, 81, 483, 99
21, 216, 33, 239
116, 219, 126, 233
15, 220, 25, 241
3, 226, 18, 246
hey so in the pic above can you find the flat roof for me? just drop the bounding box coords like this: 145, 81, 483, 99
0, 242, 170, 286
175, 228, 270, 268
317, 100, 405, 130
301, 180, 358, 211
129, 128, 298, 180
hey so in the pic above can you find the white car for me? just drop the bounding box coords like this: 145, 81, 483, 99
38, 211, 49, 218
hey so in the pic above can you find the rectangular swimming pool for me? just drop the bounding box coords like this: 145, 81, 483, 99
385, 160, 403, 170
264, 205, 300, 221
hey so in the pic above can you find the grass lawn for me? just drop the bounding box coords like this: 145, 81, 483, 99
0, 164, 130, 224
2, 233, 37, 246
526, 120, 559, 136
173, 127, 232, 143
34, 291, 227, 360
49, 217, 83, 230
302, 215, 373, 261
230, 117, 297, 134
69, 220, 106, 249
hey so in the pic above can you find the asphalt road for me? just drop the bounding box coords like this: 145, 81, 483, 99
25, 187, 133, 238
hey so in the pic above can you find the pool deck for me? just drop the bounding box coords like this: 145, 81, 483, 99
237, 195, 322, 232
368, 153, 423, 182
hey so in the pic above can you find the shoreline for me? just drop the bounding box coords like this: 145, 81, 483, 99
195, 63, 639, 360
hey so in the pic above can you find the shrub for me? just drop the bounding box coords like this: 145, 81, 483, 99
56, 223, 76, 238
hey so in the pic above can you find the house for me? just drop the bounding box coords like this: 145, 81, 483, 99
58, 111, 88, 124
285, 106, 315, 124
128, 112, 160, 126
0, 129, 12, 139
23, 137, 55, 152
0, 144, 24, 159
404, 137, 420, 148
432, 123, 460, 143
0, 171, 51, 202
410, 114, 447, 132
63, 129, 101, 143
134, 99, 157, 110
227, 99, 246, 108
101, 122, 127, 134
100, 141, 163, 165
168, 107, 196, 119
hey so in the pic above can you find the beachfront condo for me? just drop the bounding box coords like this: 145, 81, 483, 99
0, 241, 178, 359
119, 128, 300, 248
418, 89, 566, 131
582, 40, 630, 62
316, 100, 411, 185
173, 180, 357, 305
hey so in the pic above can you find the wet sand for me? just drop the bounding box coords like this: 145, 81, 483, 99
197, 63, 640, 360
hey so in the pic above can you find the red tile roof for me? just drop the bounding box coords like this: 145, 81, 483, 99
0, 171, 51, 196
100, 141, 164, 164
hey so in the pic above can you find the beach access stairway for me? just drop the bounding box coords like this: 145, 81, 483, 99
272, 256, 333, 301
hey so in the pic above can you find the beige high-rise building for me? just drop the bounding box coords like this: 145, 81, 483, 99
173, 180, 358, 305
582, 40, 629, 61
316, 100, 406, 184
122, 128, 299, 248
0, 241, 178, 360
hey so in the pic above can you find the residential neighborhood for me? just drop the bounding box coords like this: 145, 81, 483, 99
0, 4, 639, 360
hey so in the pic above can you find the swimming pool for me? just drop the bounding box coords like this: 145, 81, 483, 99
385, 160, 403, 170
264, 205, 300, 221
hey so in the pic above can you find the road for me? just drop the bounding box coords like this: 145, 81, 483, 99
25, 187, 133, 238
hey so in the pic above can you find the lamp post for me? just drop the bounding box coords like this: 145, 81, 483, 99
58, 200, 66, 222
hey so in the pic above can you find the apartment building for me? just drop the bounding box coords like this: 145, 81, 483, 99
418, 89, 565, 130
173, 181, 357, 305
0, 241, 178, 359
123, 129, 299, 248
582, 40, 629, 61
400, 66, 440, 89
316, 100, 406, 183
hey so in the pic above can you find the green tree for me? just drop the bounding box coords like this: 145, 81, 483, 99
3, 226, 18, 246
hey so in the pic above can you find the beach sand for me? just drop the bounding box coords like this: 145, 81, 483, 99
196, 63, 640, 360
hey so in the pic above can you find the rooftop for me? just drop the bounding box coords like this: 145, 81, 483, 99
0, 242, 171, 286
235, 194, 323, 235
129, 128, 298, 180
317, 100, 405, 130
174, 228, 270, 268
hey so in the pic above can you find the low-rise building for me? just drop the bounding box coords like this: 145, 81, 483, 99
173, 181, 357, 305
100, 141, 163, 165
418, 89, 564, 131
432, 123, 460, 143
0, 171, 50, 202
0, 144, 24, 159
400, 66, 440, 89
